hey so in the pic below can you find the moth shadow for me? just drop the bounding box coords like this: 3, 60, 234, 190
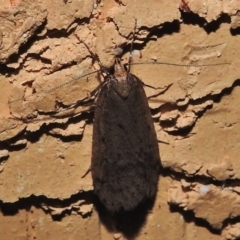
94, 195, 156, 239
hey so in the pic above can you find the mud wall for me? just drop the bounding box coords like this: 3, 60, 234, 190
0, 0, 240, 239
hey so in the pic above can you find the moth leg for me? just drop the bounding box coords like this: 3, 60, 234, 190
158, 139, 169, 145
144, 82, 173, 91
81, 166, 91, 178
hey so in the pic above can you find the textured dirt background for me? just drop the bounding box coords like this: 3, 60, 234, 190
0, 0, 240, 239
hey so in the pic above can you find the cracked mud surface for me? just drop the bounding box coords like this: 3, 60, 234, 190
0, 0, 240, 239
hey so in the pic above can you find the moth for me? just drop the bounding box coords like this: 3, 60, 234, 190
91, 57, 161, 213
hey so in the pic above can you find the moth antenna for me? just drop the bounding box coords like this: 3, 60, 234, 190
128, 18, 138, 74
8, 69, 100, 104
74, 34, 109, 77
130, 61, 231, 67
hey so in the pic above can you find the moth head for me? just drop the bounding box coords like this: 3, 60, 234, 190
113, 58, 127, 83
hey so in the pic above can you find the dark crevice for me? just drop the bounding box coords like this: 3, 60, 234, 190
25, 112, 92, 143
0, 191, 94, 220
48, 130, 84, 143
5, 142, 27, 152
117, 20, 181, 56
26, 53, 52, 65
114, 0, 126, 6
47, 18, 91, 38
161, 123, 194, 136
16, 18, 48, 55
0, 128, 27, 151
204, 14, 231, 33
37, 117, 88, 142
169, 205, 222, 234
0, 156, 9, 162
230, 26, 240, 36
162, 168, 240, 187
1, 110, 94, 149
180, 10, 207, 27
212, 78, 240, 102
189, 78, 240, 108
0, 19, 48, 75
222, 215, 240, 231
180, 11, 231, 34
0, 63, 19, 76
153, 78, 240, 135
